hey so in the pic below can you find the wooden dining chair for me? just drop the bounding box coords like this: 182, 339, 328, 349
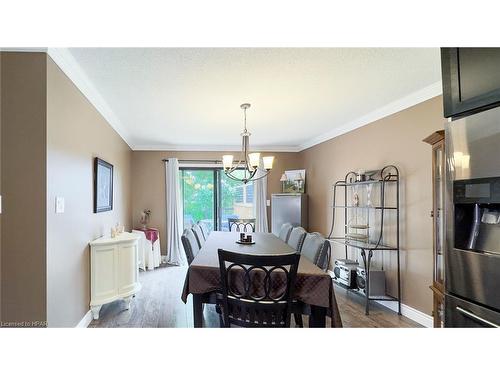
191, 223, 205, 248
228, 218, 256, 233
216, 249, 300, 328
287, 226, 307, 251
181, 229, 201, 265
278, 223, 293, 242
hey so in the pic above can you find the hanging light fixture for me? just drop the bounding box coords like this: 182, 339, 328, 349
222, 103, 274, 184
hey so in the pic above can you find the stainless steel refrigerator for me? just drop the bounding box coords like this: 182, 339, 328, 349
445, 105, 500, 327
271, 193, 308, 235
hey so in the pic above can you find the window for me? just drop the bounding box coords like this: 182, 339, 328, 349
180, 168, 255, 231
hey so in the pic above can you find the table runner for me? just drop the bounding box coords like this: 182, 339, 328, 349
135, 227, 159, 243
181, 231, 342, 327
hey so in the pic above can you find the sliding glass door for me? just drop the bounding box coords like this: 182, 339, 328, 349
180, 168, 254, 231
180, 169, 216, 231
219, 169, 254, 231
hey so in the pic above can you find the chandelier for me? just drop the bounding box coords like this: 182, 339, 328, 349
222, 103, 274, 184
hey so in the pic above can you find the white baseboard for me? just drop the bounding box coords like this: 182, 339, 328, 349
376, 300, 433, 328
75, 310, 93, 328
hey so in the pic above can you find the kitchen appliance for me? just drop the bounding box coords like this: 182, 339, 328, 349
356, 268, 386, 297
333, 259, 358, 288
445, 105, 500, 327
271, 193, 308, 235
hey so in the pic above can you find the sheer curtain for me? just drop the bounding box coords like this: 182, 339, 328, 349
254, 159, 269, 232
165, 158, 187, 266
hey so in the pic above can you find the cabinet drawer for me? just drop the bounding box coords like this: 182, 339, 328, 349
445, 294, 500, 328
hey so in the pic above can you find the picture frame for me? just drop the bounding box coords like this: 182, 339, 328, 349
94, 157, 113, 213
283, 169, 306, 193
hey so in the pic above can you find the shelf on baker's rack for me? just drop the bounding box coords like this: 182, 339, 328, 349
332, 282, 400, 302
328, 237, 398, 251
335, 178, 398, 187
368, 294, 399, 302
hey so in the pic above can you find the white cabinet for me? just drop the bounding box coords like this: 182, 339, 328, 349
89, 232, 142, 320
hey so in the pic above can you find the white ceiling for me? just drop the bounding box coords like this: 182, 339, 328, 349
64, 48, 442, 151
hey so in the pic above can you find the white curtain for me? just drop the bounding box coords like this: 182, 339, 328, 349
254, 159, 269, 232
165, 158, 187, 266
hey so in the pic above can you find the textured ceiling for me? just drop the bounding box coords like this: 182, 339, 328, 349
67, 48, 442, 150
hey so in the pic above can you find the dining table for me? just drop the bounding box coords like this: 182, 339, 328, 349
181, 231, 343, 328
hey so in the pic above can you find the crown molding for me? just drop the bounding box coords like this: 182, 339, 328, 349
0, 47, 46, 52
297, 81, 443, 151
1, 47, 134, 148
132, 144, 301, 152
46, 48, 134, 149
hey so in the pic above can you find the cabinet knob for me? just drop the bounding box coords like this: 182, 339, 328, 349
430, 210, 434, 218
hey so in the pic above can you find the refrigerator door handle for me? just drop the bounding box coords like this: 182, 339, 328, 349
456, 306, 499, 327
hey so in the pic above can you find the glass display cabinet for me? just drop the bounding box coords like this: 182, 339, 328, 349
423, 130, 445, 328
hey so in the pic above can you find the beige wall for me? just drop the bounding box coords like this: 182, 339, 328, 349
131, 151, 301, 254
299, 96, 444, 315
46, 57, 133, 327
1, 52, 48, 325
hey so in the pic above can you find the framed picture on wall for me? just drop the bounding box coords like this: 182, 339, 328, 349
282, 169, 306, 193
94, 157, 113, 213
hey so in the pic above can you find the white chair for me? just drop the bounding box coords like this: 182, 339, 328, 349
287, 226, 307, 251
278, 223, 293, 242
181, 229, 201, 265
192, 224, 205, 248
198, 221, 211, 239
301, 232, 330, 270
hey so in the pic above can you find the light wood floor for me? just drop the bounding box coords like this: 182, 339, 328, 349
89, 264, 421, 328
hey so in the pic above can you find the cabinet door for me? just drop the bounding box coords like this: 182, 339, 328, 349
91, 246, 118, 302
442, 48, 500, 118
118, 242, 138, 294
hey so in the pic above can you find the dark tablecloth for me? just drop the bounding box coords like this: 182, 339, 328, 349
181, 231, 342, 327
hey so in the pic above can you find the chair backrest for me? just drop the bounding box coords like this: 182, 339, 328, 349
278, 223, 293, 242
301, 232, 331, 270
198, 221, 210, 239
316, 238, 331, 271
181, 229, 201, 265
191, 224, 205, 248
287, 226, 307, 251
217, 249, 300, 328
228, 218, 256, 233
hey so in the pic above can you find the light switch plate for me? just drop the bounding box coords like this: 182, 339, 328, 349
55, 196, 65, 213
266, 199, 271, 206
0, 195, 2, 214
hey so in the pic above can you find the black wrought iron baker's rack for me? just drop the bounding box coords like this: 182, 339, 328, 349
328, 165, 401, 315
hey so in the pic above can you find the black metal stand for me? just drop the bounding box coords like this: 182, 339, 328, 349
328, 165, 401, 315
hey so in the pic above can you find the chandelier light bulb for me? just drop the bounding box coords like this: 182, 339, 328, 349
248, 152, 261, 169
263, 156, 274, 170
222, 154, 234, 170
